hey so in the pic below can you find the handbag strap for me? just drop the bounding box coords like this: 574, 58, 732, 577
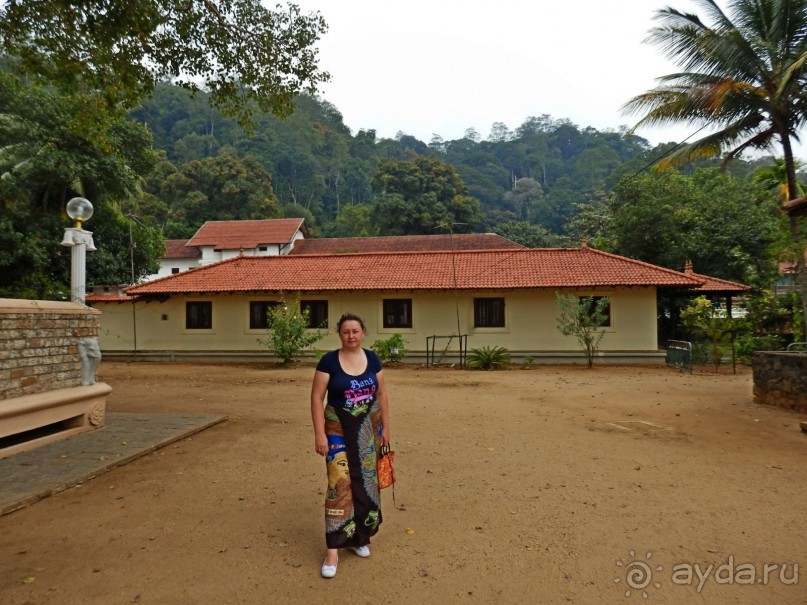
379, 442, 396, 509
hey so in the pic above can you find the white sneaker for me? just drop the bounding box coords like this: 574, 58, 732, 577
351, 545, 371, 558
321, 556, 338, 578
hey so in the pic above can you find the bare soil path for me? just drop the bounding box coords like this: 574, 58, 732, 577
1, 362, 805, 604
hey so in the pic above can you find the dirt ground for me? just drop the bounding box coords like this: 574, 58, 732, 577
1, 361, 806, 605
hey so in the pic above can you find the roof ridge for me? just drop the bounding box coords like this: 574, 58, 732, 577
273, 247, 542, 259
200, 218, 304, 224
302, 233, 513, 240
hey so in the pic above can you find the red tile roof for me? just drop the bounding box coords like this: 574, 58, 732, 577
187, 219, 307, 250
682, 262, 751, 293
289, 233, 524, 254
124, 246, 706, 296
163, 239, 201, 259
86, 292, 137, 303
689, 273, 751, 293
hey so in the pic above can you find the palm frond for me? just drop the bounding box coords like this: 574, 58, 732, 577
654, 114, 772, 168
777, 50, 807, 98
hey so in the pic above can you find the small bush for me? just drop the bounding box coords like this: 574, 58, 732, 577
258, 294, 326, 363
372, 333, 407, 362
468, 346, 511, 370
555, 293, 610, 368
734, 334, 786, 363
681, 296, 738, 372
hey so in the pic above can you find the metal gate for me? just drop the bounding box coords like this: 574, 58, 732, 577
426, 334, 468, 368
666, 340, 692, 373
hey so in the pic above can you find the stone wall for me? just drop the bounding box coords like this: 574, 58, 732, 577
752, 351, 807, 413
0, 299, 101, 400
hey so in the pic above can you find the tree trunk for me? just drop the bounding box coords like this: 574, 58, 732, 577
788, 214, 806, 338
781, 134, 807, 338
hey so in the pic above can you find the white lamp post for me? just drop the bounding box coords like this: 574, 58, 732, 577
61, 197, 96, 305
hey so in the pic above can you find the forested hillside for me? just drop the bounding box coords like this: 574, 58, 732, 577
130, 83, 770, 239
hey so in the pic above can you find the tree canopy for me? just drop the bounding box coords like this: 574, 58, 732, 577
370, 157, 482, 235
0, 69, 163, 298
0, 0, 329, 126
154, 152, 280, 238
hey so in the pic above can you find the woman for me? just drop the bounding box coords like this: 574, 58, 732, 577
310, 313, 391, 578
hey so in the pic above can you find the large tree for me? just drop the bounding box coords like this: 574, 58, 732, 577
370, 157, 482, 235
609, 169, 784, 285
0, 71, 156, 212
0, 0, 329, 126
0, 69, 163, 297
157, 152, 280, 237
622, 0, 807, 332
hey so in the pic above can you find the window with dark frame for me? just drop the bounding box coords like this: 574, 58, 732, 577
301, 300, 329, 329
474, 297, 505, 328
185, 301, 212, 329
383, 299, 412, 328
171, 268, 179, 274
585, 296, 612, 327
249, 301, 281, 330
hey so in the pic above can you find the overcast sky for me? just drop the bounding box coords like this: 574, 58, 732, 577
290, 0, 722, 146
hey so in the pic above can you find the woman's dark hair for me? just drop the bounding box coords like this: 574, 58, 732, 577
337, 313, 366, 332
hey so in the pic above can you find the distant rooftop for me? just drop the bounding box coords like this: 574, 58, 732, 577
163, 239, 201, 259
187, 219, 307, 251
290, 233, 523, 255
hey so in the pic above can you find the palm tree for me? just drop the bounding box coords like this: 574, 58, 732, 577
622, 0, 807, 334
752, 158, 805, 202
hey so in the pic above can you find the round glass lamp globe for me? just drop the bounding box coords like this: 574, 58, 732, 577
66, 197, 94, 224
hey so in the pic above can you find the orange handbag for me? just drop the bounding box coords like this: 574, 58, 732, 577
377, 443, 396, 489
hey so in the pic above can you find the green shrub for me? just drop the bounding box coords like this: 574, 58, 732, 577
523, 354, 535, 365
468, 346, 511, 370
555, 293, 611, 368
258, 294, 326, 363
372, 333, 407, 362
734, 334, 786, 363
681, 296, 738, 372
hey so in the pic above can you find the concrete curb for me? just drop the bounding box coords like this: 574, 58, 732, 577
0, 412, 227, 515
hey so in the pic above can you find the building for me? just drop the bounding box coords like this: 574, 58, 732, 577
146, 218, 308, 281
88, 243, 716, 364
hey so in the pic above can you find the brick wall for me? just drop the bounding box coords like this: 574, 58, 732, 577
752, 351, 807, 413
0, 299, 101, 400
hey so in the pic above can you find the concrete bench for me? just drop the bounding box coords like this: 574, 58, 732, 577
0, 383, 111, 459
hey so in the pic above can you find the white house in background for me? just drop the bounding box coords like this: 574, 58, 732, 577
148, 239, 203, 281
145, 218, 308, 281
